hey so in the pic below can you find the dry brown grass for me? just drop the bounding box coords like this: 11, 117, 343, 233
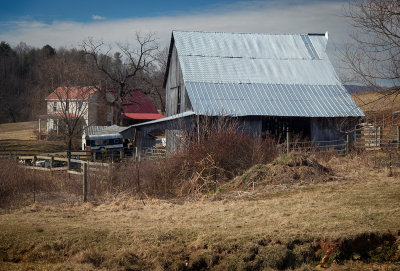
0, 158, 83, 207
1, 152, 400, 270
0, 121, 65, 153
0, 121, 46, 140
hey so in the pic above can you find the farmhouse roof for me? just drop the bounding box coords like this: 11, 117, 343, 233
46, 86, 98, 100
165, 30, 364, 117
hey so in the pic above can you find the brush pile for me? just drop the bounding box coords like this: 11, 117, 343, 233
234, 152, 333, 189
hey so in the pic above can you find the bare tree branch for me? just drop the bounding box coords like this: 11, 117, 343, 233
81, 33, 159, 125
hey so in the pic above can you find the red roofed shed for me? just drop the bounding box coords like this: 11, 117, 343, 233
120, 90, 164, 125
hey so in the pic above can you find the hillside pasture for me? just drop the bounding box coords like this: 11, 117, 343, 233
1, 152, 400, 270
0, 121, 65, 153
352, 91, 400, 118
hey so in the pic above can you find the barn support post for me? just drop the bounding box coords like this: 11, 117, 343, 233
82, 162, 88, 202
286, 129, 290, 155
345, 134, 350, 155
354, 125, 357, 146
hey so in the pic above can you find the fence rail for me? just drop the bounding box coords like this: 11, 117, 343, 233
15, 154, 114, 202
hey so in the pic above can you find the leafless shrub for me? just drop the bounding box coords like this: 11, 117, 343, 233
0, 157, 82, 207
87, 118, 280, 199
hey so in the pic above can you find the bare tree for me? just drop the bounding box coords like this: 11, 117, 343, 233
141, 46, 168, 114
82, 33, 159, 125
43, 53, 96, 156
344, 0, 400, 107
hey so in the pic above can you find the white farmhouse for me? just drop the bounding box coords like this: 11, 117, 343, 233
45, 86, 114, 133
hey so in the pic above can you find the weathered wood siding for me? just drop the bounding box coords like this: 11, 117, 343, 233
240, 117, 262, 137
165, 44, 191, 117
310, 118, 345, 142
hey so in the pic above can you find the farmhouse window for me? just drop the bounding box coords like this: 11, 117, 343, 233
53, 102, 57, 113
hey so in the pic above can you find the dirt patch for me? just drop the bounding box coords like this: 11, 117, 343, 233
315, 232, 400, 268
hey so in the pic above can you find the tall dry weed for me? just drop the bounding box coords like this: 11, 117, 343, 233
0, 157, 82, 207
88, 119, 280, 199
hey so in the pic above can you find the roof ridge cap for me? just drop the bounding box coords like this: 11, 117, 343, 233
172, 30, 324, 36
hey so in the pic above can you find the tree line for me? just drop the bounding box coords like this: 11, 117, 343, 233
0, 34, 167, 125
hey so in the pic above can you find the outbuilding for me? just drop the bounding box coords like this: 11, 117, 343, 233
134, 30, 364, 153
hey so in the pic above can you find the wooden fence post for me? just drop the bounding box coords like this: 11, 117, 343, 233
50, 156, 54, 174
214, 161, 217, 193
345, 134, 350, 155
397, 126, 400, 150
83, 162, 88, 202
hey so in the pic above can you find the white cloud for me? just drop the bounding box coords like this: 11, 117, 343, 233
0, 1, 351, 58
92, 15, 106, 20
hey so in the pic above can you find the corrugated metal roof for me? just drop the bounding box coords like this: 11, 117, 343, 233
179, 56, 339, 85
85, 125, 130, 136
171, 30, 364, 117
186, 82, 364, 117
132, 111, 195, 127
173, 31, 328, 60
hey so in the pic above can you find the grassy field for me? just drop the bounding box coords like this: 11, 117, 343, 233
352, 91, 400, 118
1, 154, 400, 270
0, 121, 65, 153
0, 121, 45, 140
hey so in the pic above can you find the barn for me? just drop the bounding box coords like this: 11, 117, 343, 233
133, 30, 364, 153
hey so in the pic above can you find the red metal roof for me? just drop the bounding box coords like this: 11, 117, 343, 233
121, 90, 159, 114
122, 113, 165, 120
46, 86, 97, 100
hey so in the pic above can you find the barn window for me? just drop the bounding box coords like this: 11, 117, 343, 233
177, 86, 181, 114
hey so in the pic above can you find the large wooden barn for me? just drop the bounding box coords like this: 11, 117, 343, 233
133, 30, 364, 153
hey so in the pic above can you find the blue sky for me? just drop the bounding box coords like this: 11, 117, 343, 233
1, 0, 245, 22
0, 0, 350, 66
